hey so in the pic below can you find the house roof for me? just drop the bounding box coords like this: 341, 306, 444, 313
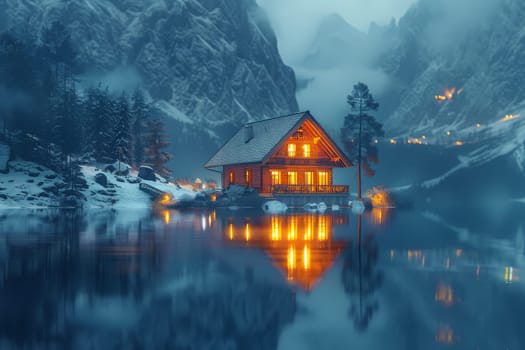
204, 111, 350, 168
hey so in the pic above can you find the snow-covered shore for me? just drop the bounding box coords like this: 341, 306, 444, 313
0, 160, 195, 210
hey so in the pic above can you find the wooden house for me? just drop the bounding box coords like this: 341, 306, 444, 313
204, 111, 351, 204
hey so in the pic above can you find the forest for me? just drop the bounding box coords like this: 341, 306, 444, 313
0, 22, 172, 181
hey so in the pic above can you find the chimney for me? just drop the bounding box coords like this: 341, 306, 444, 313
244, 124, 254, 143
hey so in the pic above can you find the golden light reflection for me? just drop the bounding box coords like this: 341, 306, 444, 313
436, 325, 454, 345
318, 216, 327, 241
366, 186, 393, 208
303, 245, 310, 270
287, 246, 296, 278
504, 266, 519, 283
435, 282, 454, 307
163, 210, 170, 225
229, 223, 234, 240
271, 216, 281, 240
288, 216, 297, 240
225, 214, 348, 290
245, 223, 251, 241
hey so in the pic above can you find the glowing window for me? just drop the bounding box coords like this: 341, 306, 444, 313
304, 171, 314, 185
318, 171, 329, 185
288, 143, 296, 157
302, 144, 311, 157
271, 170, 281, 185
288, 171, 298, 185
244, 169, 251, 184
228, 171, 234, 184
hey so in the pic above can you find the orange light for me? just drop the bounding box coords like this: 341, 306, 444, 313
245, 223, 251, 241
163, 210, 170, 225
229, 223, 234, 240
288, 143, 296, 157
502, 114, 520, 122
389, 139, 397, 144
303, 245, 310, 270
159, 193, 172, 205
435, 282, 454, 306
455, 141, 463, 146
287, 246, 296, 278
436, 325, 454, 345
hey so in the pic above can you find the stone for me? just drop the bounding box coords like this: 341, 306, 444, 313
95, 173, 108, 187
138, 166, 156, 181
28, 168, 40, 177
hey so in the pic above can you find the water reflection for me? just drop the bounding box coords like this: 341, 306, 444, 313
222, 214, 349, 291
341, 215, 383, 331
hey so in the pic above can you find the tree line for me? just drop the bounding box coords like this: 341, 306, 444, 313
0, 22, 172, 178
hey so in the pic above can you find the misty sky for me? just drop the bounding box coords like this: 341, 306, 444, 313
257, 0, 416, 63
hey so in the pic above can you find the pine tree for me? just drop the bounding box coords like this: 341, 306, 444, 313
131, 88, 148, 166
340, 82, 384, 200
85, 86, 113, 162
112, 92, 132, 165
144, 119, 172, 178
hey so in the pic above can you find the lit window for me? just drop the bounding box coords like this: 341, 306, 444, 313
229, 171, 234, 184
302, 144, 311, 157
304, 171, 313, 185
288, 171, 298, 185
318, 171, 328, 185
244, 169, 251, 184
288, 143, 296, 157
271, 170, 281, 184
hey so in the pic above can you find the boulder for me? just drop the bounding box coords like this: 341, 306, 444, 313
28, 168, 40, 177
115, 176, 125, 183
126, 176, 141, 184
95, 173, 108, 187
138, 166, 156, 181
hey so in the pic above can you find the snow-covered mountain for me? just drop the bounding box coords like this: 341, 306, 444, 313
0, 0, 298, 138
382, 0, 525, 136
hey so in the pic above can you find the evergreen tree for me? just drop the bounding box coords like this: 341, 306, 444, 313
112, 92, 132, 165
144, 119, 172, 178
131, 88, 148, 166
85, 86, 113, 162
341, 82, 384, 200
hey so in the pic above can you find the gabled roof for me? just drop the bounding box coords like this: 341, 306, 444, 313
204, 111, 350, 168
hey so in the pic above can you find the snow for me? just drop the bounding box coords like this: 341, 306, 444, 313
262, 200, 288, 214
155, 100, 194, 124
349, 200, 365, 214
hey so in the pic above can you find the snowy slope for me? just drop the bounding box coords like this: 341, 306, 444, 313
382, 0, 525, 136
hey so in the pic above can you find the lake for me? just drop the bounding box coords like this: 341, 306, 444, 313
0, 204, 524, 349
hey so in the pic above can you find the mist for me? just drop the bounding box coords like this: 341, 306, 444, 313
257, 0, 504, 130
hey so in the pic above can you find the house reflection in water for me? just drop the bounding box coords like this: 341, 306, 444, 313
224, 214, 349, 291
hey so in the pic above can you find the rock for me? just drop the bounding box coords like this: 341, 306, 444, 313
28, 168, 40, 177
262, 200, 288, 214
138, 166, 156, 181
38, 192, 50, 198
54, 181, 67, 189
95, 173, 108, 187
44, 172, 57, 179
26, 179, 34, 183
126, 176, 141, 184
115, 176, 125, 183
37, 182, 44, 186
0, 193, 7, 200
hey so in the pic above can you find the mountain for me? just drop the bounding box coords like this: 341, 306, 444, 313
0, 0, 298, 171
382, 0, 525, 138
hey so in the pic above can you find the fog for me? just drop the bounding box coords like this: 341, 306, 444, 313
257, 0, 503, 130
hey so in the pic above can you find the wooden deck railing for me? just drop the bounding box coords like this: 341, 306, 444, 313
263, 184, 349, 194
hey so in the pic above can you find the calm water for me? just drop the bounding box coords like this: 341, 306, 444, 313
0, 205, 524, 350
